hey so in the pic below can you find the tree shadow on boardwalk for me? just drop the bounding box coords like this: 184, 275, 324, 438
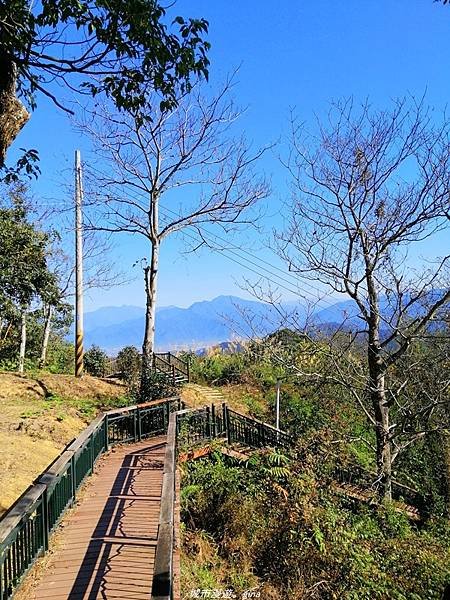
66, 438, 165, 600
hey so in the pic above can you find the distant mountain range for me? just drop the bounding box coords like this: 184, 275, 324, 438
78, 295, 359, 354
79, 292, 446, 354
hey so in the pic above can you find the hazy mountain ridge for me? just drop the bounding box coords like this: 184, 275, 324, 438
81, 292, 445, 354
82, 296, 282, 353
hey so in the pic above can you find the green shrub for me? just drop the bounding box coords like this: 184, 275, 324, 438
139, 369, 177, 403
116, 345, 141, 381
191, 353, 246, 386
84, 345, 108, 377
181, 448, 450, 599
45, 340, 75, 374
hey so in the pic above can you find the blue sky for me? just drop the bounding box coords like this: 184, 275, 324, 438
12, 0, 450, 311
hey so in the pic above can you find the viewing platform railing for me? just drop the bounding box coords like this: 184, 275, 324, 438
0, 397, 183, 600
0, 396, 424, 600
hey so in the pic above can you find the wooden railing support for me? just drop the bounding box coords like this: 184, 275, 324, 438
151, 416, 176, 600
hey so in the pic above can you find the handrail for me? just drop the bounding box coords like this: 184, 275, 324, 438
0, 397, 182, 600
149, 403, 293, 600
2, 396, 425, 600
227, 407, 293, 437
333, 463, 425, 508
104, 396, 181, 416
151, 414, 177, 600
153, 352, 190, 381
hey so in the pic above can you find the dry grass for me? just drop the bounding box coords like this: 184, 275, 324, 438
0, 431, 58, 514
180, 529, 261, 600
0, 372, 126, 517
181, 383, 267, 417
180, 384, 216, 409
0, 372, 125, 404
220, 383, 268, 418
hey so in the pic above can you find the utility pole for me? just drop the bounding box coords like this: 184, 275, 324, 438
75, 150, 84, 377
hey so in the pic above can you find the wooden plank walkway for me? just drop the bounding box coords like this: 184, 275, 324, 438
29, 436, 167, 600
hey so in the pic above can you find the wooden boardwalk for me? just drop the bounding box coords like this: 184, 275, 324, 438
29, 436, 167, 600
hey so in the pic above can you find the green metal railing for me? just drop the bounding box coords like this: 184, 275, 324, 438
0, 397, 182, 600
333, 463, 426, 512
153, 352, 190, 384
0, 395, 425, 600
176, 403, 292, 449
151, 404, 292, 600
0, 396, 287, 600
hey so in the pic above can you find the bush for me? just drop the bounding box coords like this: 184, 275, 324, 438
139, 369, 178, 403
116, 346, 141, 381
181, 450, 450, 600
84, 345, 108, 377
45, 339, 75, 374
191, 352, 246, 386
116, 345, 141, 396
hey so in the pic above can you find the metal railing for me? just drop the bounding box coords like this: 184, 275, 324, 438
150, 405, 292, 600
0, 397, 183, 600
151, 413, 177, 600
333, 463, 426, 510
153, 352, 190, 383
176, 403, 292, 449
1, 395, 424, 600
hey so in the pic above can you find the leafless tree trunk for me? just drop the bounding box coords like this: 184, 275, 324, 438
442, 432, 450, 514
261, 98, 450, 500
442, 394, 450, 513
141, 238, 160, 387
81, 75, 270, 398
18, 307, 26, 374
39, 304, 54, 368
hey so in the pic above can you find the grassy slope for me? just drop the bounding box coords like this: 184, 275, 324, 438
0, 372, 126, 516
181, 383, 268, 419
179, 381, 450, 600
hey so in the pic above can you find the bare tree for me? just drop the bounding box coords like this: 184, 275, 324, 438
80, 77, 270, 394
274, 98, 450, 500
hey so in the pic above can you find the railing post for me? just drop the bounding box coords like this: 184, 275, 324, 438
164, 405, 168, 430
222, 402, 227, 438
205, 405, 211, 438
71, 454, 77, 500
165, 401, 170, 432
137, 406, 142, 442
172, 365, 176, 385
260, 423, 266, 447
225, 405, 232, 444
211, 404, 216, 438
42, 488, 49, 552
104, 414, 109, 451
89, 436, 94, 474
133, 409, 137, 442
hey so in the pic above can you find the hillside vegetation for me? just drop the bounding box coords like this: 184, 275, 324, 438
0, 372, 126, 516
180, 346, 450, 600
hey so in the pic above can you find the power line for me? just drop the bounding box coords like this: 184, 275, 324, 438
85, 165, 305, 284
83, 165, 344, 311
85, 169, 340, 310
